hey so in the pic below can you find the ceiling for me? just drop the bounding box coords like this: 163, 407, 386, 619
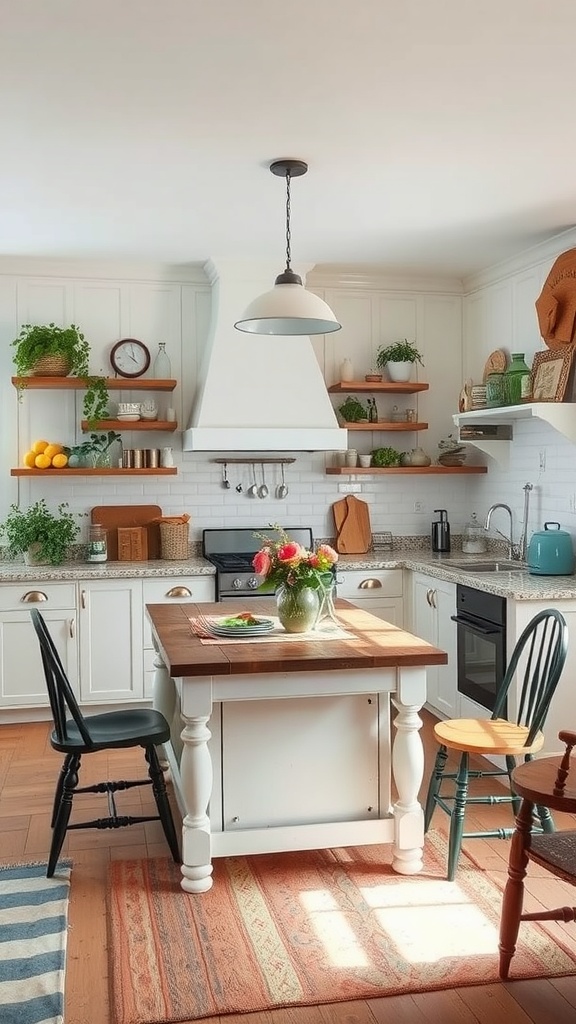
2, 0, 575, 277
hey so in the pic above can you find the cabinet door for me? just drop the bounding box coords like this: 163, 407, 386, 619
0, 608, 77, 707
412, 573, 457, 717
78, 579, 143, 702
142, 576, 215, 696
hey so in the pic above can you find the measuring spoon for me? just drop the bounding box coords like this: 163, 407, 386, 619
258, 463, 269, 498
276, 463, 288, 499
247, 464, 258, 497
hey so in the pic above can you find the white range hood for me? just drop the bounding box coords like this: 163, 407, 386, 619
182, 259, 348, 452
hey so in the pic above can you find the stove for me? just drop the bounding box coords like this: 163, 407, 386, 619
203, 527, 314, 601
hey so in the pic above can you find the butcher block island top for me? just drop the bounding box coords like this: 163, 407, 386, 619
147, 598, 446, 894
147, 597, 447, 678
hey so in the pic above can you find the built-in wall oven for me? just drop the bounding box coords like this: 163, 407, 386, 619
452, 584, 507, 714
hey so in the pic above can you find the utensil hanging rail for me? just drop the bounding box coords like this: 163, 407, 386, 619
211, 458, 296, 465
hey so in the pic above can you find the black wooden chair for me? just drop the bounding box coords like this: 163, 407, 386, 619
424, 608, 568, 880
30, 607, 181, 876
499, 729, 576, 978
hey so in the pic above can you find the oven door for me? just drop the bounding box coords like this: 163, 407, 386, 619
451, 612, 507, 714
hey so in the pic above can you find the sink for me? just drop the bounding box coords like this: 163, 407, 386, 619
448, 560, 527, 573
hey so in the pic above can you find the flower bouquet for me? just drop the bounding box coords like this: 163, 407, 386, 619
252, 525, 338, 632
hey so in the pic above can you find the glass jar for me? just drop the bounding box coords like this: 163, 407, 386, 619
505, 352, 531, 405
462, 512, 488, 554
87, 524, 107, 563
276, 585, 320, 633
152, 342, 172, 378
485, 371, 506, 408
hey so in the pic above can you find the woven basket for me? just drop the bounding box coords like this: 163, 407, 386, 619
159, 522, 189, 560
30, 354, 71, 377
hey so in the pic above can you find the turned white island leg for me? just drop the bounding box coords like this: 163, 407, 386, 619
391, 665, 426, 875
178, 676, 215, 893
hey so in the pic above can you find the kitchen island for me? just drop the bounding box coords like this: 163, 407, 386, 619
147, 598, 447, 893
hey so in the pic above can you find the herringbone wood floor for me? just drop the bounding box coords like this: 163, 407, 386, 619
1, 711, 576, 1024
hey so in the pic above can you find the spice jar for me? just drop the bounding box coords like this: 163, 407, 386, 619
87, 524, 107, 563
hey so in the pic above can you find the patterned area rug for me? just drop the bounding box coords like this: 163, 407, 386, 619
108, 831, 576, 1024
0, 861, 71, 1024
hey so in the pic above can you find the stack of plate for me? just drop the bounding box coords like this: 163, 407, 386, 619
205, 615, 275, 637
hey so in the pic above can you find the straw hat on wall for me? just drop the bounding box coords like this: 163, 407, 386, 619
535, 248, 576, 348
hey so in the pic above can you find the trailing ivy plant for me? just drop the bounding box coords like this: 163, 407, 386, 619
0, 499, 86, 565
11, 322, 109, 428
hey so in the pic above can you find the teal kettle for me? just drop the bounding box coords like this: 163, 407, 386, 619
527, 522, 575, 576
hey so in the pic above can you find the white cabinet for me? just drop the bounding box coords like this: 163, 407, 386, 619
142, 576, 215, 697
0, 583, 77, 708
78, 579, 144, 702
336, 569, 403, 626
412, 573, 457, 717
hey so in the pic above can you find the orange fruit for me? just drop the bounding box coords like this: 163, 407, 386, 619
31, 439, 49, 455
44, 443, 63, 459
34, 453, 52, 469
23, 450, 36, 468
51, 453, 68, 468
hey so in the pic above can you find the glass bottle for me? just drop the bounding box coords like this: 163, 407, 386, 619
485, 371, 506, 408
152, 342, 172, 379
87, 524, 107, 563
505, 353, 531, 405
340, 358, 354, 382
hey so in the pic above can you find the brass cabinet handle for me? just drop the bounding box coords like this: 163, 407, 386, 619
20, 591, 48, 603
358, 578, 383, 590
166, 586, 192, 598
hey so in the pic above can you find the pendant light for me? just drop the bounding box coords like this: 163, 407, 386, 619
234, 159, 342, 336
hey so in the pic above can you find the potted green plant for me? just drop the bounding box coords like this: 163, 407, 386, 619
65, 430, 121, 468
338, 395, 368, 423
376, 339, 424, 382
0, 499, 85, 565
11, 323, 109, 427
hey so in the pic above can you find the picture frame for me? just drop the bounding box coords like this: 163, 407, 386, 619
530, 348, 574, 402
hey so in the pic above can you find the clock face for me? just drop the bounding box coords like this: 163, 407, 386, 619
110, 339, 151, 378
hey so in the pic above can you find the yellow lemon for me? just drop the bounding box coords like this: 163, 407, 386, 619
51, 453, 68, 468
44, 443, 63, 459
32, 439, 49, 455
23, 450, 36, 468
34, 453, 52, 469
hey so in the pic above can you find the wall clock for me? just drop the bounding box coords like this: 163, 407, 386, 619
109, 339, 151, 379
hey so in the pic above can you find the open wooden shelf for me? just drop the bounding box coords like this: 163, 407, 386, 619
342, 420, 428, 431
326, 465, 488, 476
328, 380, 429, 394
11, 468, 177, 477
80, 419, 178, 432
12, 376, 177, 392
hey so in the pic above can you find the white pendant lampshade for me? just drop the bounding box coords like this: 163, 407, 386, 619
235, 159, 341, 336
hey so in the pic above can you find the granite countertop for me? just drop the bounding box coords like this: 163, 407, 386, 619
1, 550, 575, 601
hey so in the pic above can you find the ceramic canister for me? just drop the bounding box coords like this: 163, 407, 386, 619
527, 522, 575, 575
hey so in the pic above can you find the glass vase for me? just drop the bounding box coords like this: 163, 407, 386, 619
153, 342, 172, 378
276, 585, 320, 634
315, 579, 340, 629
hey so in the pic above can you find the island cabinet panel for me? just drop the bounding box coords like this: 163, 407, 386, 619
219, 695, 381, 831
78, 579, 144, 702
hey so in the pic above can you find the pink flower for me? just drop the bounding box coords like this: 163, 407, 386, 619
277, 541, 304, 566
252, 549, 272, 576
310, 544, 338, 570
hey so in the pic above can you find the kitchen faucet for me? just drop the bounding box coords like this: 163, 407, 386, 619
484, 483, 533, 561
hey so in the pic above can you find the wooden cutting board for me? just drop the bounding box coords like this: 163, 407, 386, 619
332, 495, 372, 554
91, 505, 162, 560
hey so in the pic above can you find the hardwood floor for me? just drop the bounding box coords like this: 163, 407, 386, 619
1, 711, 576, 1024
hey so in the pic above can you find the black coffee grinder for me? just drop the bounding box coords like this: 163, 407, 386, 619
432, 509, 451, 553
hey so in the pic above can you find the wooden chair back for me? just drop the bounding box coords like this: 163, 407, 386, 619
30, 608, 93, 747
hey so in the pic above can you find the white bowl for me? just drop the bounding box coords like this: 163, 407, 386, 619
117, 413, 141, 421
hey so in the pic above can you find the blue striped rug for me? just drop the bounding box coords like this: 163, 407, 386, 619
0, 861, 71, 1024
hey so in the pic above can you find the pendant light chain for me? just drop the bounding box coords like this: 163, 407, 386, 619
284, 168, 292, 272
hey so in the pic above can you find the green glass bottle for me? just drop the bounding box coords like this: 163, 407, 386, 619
505, 353, 531, 405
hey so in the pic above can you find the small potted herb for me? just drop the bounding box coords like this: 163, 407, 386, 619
0, 499, 85, 565
338, 396, 368, 423
65, 430, 121, 468
376, 340, 424, 382
11, 322, 109, 427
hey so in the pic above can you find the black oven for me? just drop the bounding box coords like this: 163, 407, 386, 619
451, 584, 507, 714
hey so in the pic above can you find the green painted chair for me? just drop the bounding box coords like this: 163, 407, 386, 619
424, 608, 568, 880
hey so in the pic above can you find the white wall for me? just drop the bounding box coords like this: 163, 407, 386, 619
0, 258, 474, 547
461, 226, 576, 546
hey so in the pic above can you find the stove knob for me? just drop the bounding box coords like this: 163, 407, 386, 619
247, 577, 260, 589
232, 578, 243, 590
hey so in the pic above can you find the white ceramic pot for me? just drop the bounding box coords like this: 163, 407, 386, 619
386, 360, 412, 382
